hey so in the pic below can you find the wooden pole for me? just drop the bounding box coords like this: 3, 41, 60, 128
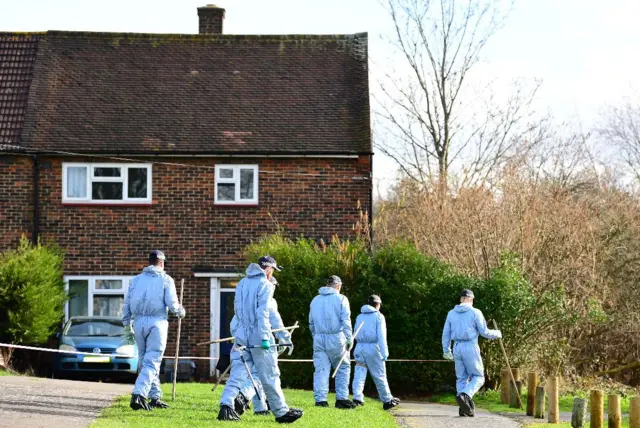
572, 397, 587, 428
547, 376, 560, 423
527, 373, 539, 416
491, 320, 523, 409
510, 380, 523, 408
501, 368, 511, 404
608, 394, 622, 428
512, 368, 521, 383
629, 396, 640, 428
211, 363, 231, 393
534, 386, 546, 419
171, 279, 185, 401
590, 390, 604, 428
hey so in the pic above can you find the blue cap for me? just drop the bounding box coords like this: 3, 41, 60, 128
258, 255, 281, 271
327, 275, 342, 287
460, 289, 474, 298
149, 250, 166, 264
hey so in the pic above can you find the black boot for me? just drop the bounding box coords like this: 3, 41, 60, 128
468, 396, 476, 417
335, 399, 357, 409
130, 394, 152, 411
455, 393, 472, 416
275, 408, 304, 424
354, 399, 364, 407
383, 399, 399, 410
315, 401, 329, 407
217, 404, 241, 421
234, 393, 249, 415
255, 410, 271, 416
149, 398, 169, 409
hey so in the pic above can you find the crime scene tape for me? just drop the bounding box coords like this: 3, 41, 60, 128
0, 343, 450, 363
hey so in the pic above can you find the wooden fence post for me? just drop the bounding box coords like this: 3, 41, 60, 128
630, 396, 640, 428
510, 380, 523, 408
548, 377, 560, 424
501, 368, 511, 404
527, 373, 539, 416
608, 394, 622, 428
571, 397, 587, 428
535, 385, 546, 419
590, 390, 604, 428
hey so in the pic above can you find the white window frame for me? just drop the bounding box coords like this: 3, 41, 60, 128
214, 164, 259, 205
62, 162, 153, 204
64, 275, 131, 321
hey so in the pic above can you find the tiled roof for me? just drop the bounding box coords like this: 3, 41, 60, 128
16, 31, 370, 155
0, 33, 42, 145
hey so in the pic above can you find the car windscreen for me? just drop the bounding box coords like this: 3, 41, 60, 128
64, 320, 124, 337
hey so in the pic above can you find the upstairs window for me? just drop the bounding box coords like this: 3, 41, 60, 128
215, 165, 259, 205
63, 163, 152, 204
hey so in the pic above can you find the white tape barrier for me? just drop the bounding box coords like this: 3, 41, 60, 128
0, 343, 450, 363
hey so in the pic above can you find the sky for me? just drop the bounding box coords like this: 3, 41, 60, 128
2, 0, 639, 195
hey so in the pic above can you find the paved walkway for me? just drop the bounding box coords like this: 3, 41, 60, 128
0, 376, 130, 428
393, 402, 522, 428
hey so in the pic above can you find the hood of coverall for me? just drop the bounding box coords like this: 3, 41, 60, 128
318, 286, 339, 296
360, 304, 378, 314
454, 302, 473, 313
245, 263, 267, 278
142, 265, 164, 276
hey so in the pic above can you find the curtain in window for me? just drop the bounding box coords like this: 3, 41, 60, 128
67, 167, 87, 198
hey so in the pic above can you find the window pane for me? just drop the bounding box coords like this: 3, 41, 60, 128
219, 168, 234, 179
93, 295, 124, 317
92, 182, 123, 200
67, 167, 87, 198
68, 280, 89, 317
217, 183, 235, 201
240, 169, 255, 200
94, 167, 121, 177
127, 168, 148, 198
95, 279, 123, 290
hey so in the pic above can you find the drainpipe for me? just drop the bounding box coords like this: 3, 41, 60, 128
369, 153, 374, 247
32, 154, 39, 245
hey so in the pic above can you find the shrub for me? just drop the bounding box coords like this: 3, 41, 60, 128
0, 237, 66, 365
243, 235, 560, 394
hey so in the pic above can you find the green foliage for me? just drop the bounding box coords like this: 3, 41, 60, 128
244, 235, 570, 394
0, 236, 66, 345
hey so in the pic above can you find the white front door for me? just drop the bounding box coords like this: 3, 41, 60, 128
207, 275, 239, 377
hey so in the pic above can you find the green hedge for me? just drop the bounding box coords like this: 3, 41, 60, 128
244, 236, 566, 394
0, 237, 66, 347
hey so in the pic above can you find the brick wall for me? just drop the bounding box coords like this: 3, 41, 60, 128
0, 156, 33, 248
1, 155, 371, 378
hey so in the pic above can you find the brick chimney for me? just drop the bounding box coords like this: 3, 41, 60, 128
198, 5, 225, 34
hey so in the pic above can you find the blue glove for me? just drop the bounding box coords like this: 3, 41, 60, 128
261, 340, 270, 350
382, 356, 388, 361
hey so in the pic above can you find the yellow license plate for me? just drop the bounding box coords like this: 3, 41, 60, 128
84, 356, 110, 363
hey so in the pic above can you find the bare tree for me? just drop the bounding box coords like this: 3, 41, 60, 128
599, 99, 640, 184
376, 0, 544, 192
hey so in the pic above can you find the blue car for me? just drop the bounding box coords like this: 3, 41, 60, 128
55, 316, 139, 379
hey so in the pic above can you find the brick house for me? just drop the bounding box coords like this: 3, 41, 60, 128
0, 5, 371, 377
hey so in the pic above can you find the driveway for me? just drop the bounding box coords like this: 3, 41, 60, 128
394, 402, 522, 428
0, 376, 130, 428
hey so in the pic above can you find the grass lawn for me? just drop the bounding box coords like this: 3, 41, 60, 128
428, 389, 633, 414
92, 383, 398, 427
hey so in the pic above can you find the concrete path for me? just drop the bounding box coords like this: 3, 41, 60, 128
393, 402, 522, 428
0, 376, 130, 428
